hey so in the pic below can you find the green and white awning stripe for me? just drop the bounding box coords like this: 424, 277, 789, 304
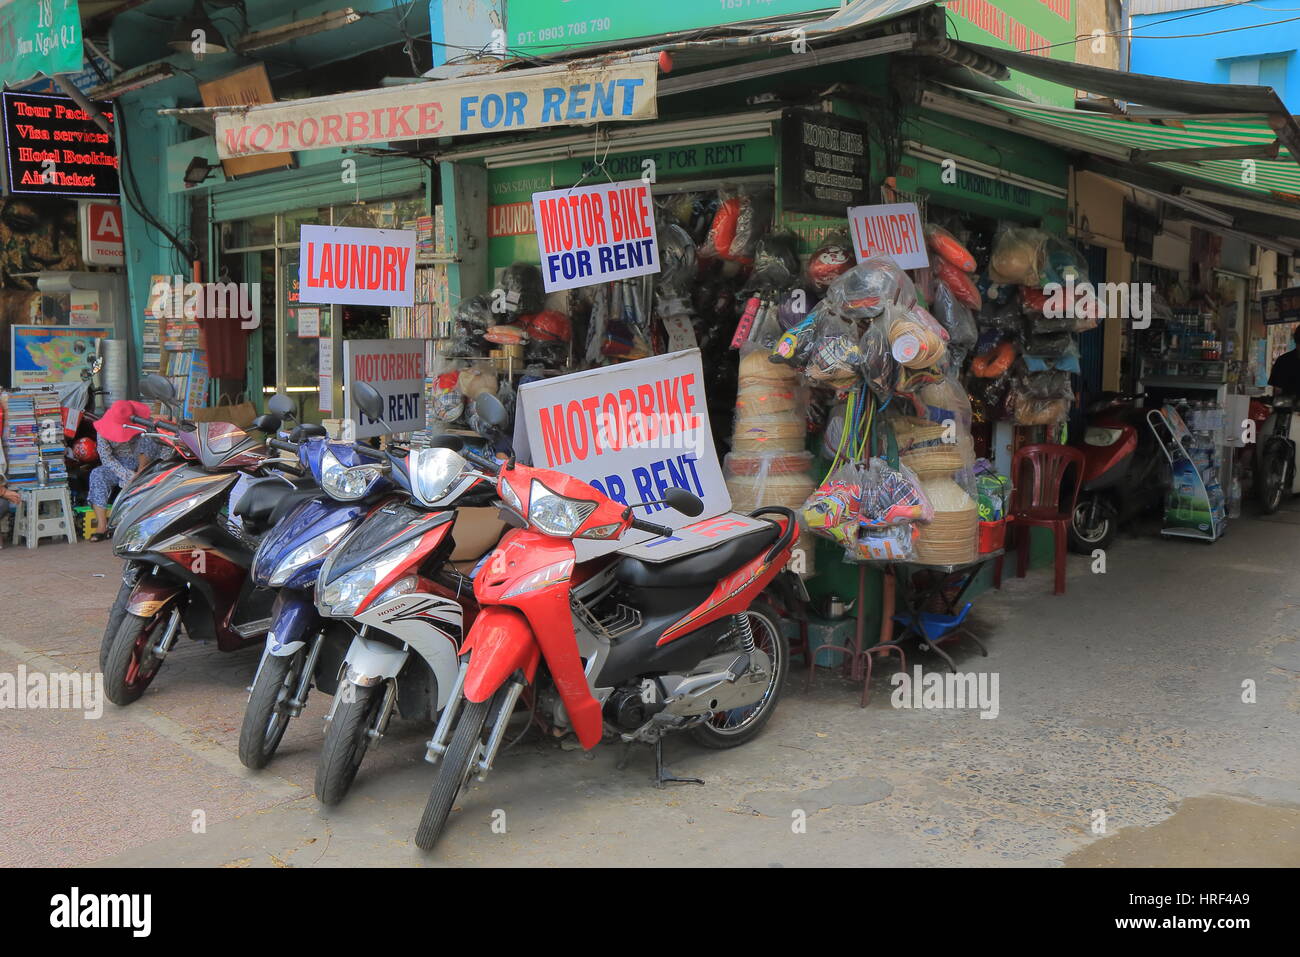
963, 91, 1300, 203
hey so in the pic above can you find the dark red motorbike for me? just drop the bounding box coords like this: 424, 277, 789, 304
1069, 392, 1168, 553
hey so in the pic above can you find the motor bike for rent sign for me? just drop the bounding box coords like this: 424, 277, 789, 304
532, 179, 660, 292
298, 225, 415, 307
343, 338, 425, 438
513, 349, 728, 559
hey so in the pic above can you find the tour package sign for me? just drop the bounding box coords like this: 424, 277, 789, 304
514, 349, 728, 559
1, 91, 119, 198
298, 225, 416, 307
532, 179, 660, 292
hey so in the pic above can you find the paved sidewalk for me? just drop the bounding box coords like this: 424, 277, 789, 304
0, 516, 1297, 868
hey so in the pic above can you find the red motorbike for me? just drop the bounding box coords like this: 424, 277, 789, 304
414, 431, 800, 850
1069, 392, 1168, 552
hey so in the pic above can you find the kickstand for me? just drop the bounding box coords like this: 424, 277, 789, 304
654, 736, 703, 789
615, 740, 634, 771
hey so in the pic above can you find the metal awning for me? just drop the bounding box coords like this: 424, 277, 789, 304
929, 88, 1300, 204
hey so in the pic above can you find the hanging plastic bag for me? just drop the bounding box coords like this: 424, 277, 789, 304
743, 231, 800, 295
932, 256, 982, 309
858, 317, 896, 401
824, 256, 918, 320
880, 302, 948, 370
989, 226, 1049, 286
924, 224, 976, 273
805, 232, 854, 291
930, 282, 978, 351
1019, 369, 1074, 401
802, 309, 863, 390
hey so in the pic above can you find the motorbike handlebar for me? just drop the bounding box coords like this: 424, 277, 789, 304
268, 437, 298, 454
630, 518, 675, 538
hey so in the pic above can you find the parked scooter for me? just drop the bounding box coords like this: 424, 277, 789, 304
1255, 396, 1299, 514
237, 417, 396, 769
310, 383, 506, 804
1069, 392, 1168, 553
415, 403, 799, 850
100, 382, 311, 705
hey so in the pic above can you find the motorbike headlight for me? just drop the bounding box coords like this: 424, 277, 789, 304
498, 475, 523, 514
268, 523, 352, 587
317, 535, 425, 617
114, 491, 209, 553
1085, 427, 1124, 447
527, 480, 595, 537
320, 448, 382, 501
410, 447, 470, 506
502, 558, 574, 598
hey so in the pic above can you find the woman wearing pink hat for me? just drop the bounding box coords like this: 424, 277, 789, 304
88, 400, 160, 541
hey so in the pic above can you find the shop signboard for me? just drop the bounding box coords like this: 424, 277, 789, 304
507, 0, 840, 55
11, 325, 111, 387
214, 58, 657, 159
531, 179, 660, 292
343, 338, 424, 439
780, 109, 870, 217
199, 64, 294, 179
0, 0, 83, 89
943, 0, 1078, 106
1261, 285, 1300, 326
513, 348, 729, 559
1, 91, 118, 198
78, 200, 123, 265
847, 202, 927, 269
298, 225, 417, 308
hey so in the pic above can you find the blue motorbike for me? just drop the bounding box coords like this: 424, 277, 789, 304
237, 424, 395, 769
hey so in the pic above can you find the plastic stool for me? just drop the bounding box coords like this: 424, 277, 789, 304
12, 486, 77, 549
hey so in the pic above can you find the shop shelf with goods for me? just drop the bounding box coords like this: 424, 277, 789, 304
1, 389, 68, 491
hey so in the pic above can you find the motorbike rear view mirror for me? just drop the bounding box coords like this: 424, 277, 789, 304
85, 354, 104, 378
474, 393, 508, 429
252, 414, 281, 435
267, 393, 296, 419
664, 486, 705, 517
351, 381, 391, 434
139, 373, 178, 406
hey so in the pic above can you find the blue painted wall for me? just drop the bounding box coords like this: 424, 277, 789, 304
1130, 1, 1300, 110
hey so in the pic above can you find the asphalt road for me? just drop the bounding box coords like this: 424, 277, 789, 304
1, 509, 1297, 867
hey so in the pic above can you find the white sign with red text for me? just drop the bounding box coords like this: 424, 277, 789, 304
343, 338, 424, 438
78, 201, 123, 265
299, 225, 416, 307
847, 202, 927, 269
514, 349, 728, 559
531, 179, 660, 292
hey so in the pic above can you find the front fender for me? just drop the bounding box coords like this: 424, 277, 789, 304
266, 590, 318, 656
342, 633, 409, 685
126, 578, 184, 619
461, 607, 541, 704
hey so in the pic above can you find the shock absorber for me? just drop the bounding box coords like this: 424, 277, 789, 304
733, 613, 756, 655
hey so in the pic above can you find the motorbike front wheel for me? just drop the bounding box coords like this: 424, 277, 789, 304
102, 611, 168, 706
314, 681, 383, 806
1069, 496, 1117, 553
1258, 442, 1291, 515
99, 564, 141, 674
238, 651, 305, 770
415, 698, 491, 851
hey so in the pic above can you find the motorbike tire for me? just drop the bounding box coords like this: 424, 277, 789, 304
314, 682, 383, 806
1069, 497, 1117, 554
690, 602, 788, 750
1258, 441, 1291, 515
415, 698, 490, 851
99, 564, 140, 674
102, 611, 168, 706
238, 651, 303, 770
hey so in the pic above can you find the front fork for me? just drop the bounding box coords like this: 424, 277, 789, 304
326, 627, 402, 746
425, 665, 525, 782
247, 631, 325, 718
151, 606, 184, 660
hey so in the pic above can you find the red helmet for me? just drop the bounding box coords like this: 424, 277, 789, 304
521, 310, 572, 342
71, 436, 99, 464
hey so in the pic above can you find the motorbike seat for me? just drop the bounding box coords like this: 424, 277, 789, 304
234, 477, 318, 534
615, 522, 778, 589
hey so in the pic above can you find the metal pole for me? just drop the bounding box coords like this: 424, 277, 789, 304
48, 74, 114, 135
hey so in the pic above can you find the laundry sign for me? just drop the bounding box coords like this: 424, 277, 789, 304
298, 225, 416, 307
532, 179, 660, 292
847, 202, 927, 270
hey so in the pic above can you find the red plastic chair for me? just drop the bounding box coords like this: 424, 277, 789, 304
997, 444, 1085, 595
